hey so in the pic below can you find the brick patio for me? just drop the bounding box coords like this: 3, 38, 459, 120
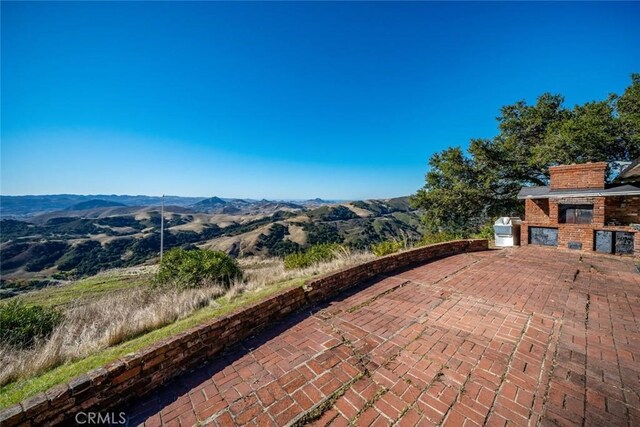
124, 247, 640, 426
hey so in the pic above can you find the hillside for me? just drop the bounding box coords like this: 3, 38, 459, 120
0, 196, 422, 287
191, 196, 228, 209
65, 199, 127, 210
189, 197, 304, 215
0, 195, 206, 218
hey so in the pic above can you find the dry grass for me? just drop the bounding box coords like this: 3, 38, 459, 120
0, 249, 374, 386
93, 264, 159, 277
233, 247, 374, 295
0, 287, 224, 385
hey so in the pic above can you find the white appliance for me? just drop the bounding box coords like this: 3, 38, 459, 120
494, 217, 522, 247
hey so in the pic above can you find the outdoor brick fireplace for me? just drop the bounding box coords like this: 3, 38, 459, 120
518, 161, 640, 256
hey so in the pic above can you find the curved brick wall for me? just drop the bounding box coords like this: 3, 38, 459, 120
0, 239, 488, 426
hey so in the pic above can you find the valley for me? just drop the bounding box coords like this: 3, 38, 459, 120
0, 195, 423, 295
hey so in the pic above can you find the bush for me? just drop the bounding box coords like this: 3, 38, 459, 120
283, 244, 343, 269
0, 300, 63, 348
419, 231, 463, 246
473, 221, 495, 241
283, 252, 307, 270
155, 248, 242, 288
371, 240, 404, 257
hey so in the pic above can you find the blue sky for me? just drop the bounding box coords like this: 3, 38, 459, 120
2, 2, 639, 200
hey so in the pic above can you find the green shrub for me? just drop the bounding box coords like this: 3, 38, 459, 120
473, 221, 495, 241
283, 244, 343, 269
155, 248, 242, 288
283, 252, 307, 270
371, 240, 404, 257
419, 231, 463, 246
0, 300, 63, 348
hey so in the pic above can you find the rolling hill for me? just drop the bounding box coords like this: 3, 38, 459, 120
0, 195, 206, 218
64, 199, 127, 211
0, 196, 423, 287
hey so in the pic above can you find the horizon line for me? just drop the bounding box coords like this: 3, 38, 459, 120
0, 193, 410, 201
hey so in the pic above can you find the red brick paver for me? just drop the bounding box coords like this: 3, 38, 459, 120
125, 247, 640, 426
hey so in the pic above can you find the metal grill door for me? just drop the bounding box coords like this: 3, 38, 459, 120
529, 227, 558, 246
594, 231, 614, 254
615, 232, 635, 255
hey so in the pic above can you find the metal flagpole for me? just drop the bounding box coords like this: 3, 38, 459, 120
160, 194, 164, 263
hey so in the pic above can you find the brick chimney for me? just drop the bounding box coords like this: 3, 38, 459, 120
549, 162, 607, 190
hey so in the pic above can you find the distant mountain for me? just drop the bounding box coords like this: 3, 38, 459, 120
190, 197, 305, 215
255, 201, 304, 210
0, 196, 421, 283
65, 199, 126, 211
192, 196, 227, 208
303, 198, 335, 206
28, 205, 197, 225
0, 195, 206, 218
0, 194, 347, 218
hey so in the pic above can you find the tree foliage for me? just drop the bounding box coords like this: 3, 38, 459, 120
412, 74, 640, 235
256, 224, 300, 256
24, 241, 69, 272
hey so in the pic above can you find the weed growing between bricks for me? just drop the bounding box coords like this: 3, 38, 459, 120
290, 372, 366, 426
346, 280, 410, 314
302, 271, 456, 425
350, 386, 389, 425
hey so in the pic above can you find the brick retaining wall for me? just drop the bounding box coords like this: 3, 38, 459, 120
0, 239, 488, 426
